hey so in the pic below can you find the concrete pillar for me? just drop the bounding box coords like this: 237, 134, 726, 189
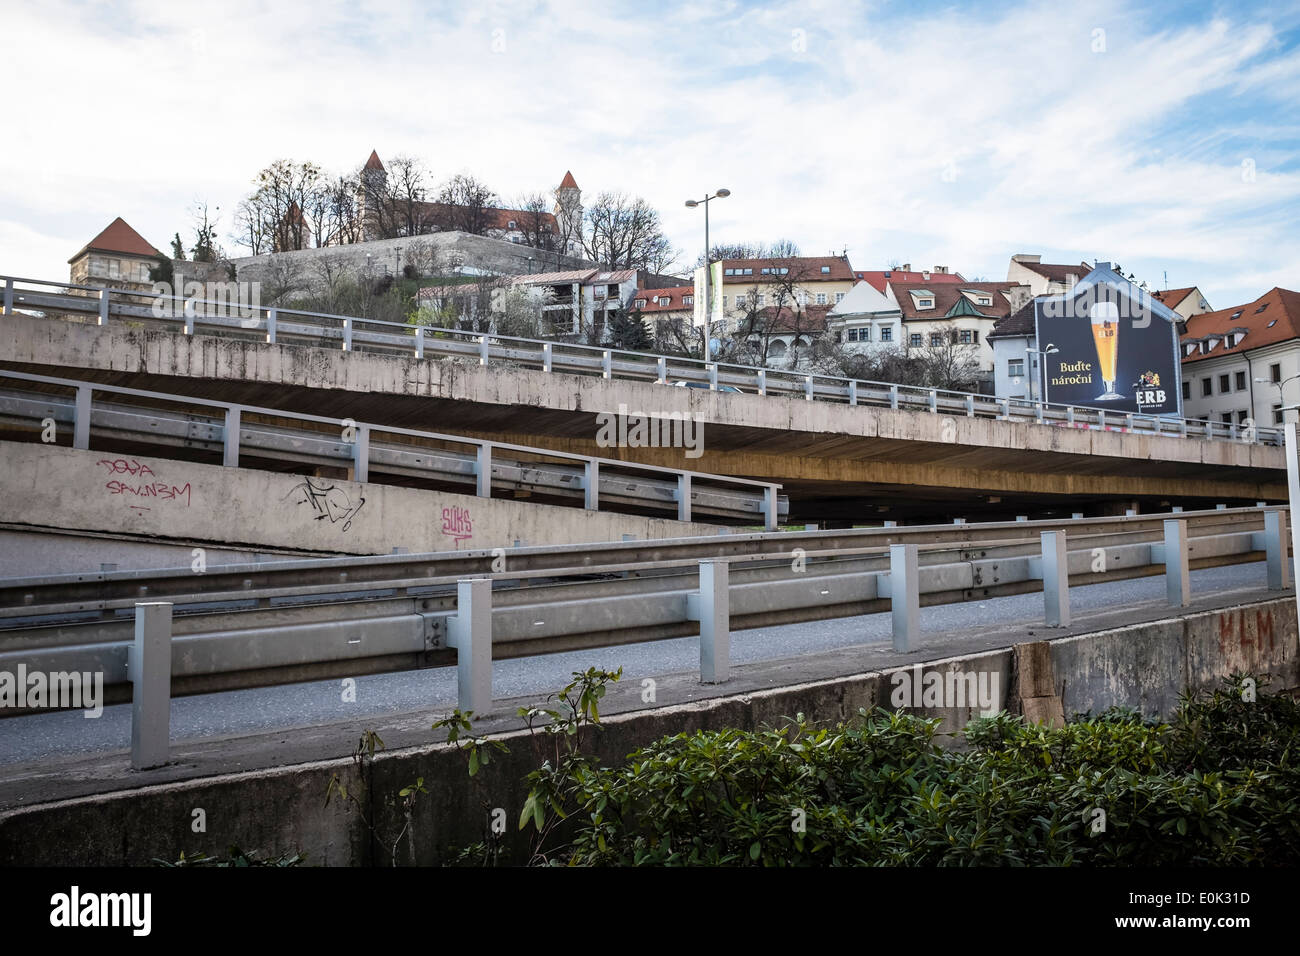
698, 560, 730, 683
890, 544, 919, 652
1265, 510, 1289, 590
131, 602, 173, 770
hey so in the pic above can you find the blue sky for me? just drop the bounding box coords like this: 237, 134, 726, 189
2, 0, 1298, 306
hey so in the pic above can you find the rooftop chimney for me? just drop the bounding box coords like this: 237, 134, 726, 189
933, 265, 948, 274
901, 263, 911, 272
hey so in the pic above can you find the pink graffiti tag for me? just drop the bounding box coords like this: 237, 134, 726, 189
441, 506, 473, 546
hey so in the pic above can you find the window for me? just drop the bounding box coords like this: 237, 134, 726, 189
859, 326, 872, 342
820, 266, 830, 274
1255, 303, 1269, 313
735, 295, 746, 309
910, 333, 923, 347
777, 267, 789, 275
930, 332, 944, 347
880, 327, 893, 342
1231, 311, 1242, 319
972, 330, 980, 342
1269, 319, 1278, 328
1274, 404, 1284, 425
742, 268, 753, 275
507, 220, 516, 229
918, 298, 934, 309
959, 329, 973, 344
1008, 358, 1025, 377
1235, 370, 1246, 390
1219, 374, 1230, 393
683, 295, 693, 305
1272, 364, 1282, 383
757, 294, 765, 306
836, 292, 845, 303
1182, 381, 1190, 400
816, 293, 827, 305
1220, 412, 1234, 424
846, 328, 858, 342
1201, 378, 1212, 397
761, 268, 770, 275
1238, 410, 1249, 424
635, 299, 646, 309
658, 296, 670, 306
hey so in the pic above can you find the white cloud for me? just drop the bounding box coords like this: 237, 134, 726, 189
1, 0, 1297, 307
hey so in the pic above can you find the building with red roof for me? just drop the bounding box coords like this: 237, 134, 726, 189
68, 217, 161, 293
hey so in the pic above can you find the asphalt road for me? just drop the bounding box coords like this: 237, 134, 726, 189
0, 560, 1276, 764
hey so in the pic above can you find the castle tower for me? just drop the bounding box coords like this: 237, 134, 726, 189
554, 170, 582, 257
358, 150, 387, 242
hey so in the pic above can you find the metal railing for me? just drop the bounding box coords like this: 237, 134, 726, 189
0, 368, 786, 527
2, 274, 1282, 446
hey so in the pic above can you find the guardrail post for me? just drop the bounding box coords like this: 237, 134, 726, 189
352, 425, 370, 483
130, 601, 173, 770
1180, 418, 1189, 437
805, 375, 814, 400
73, 385, 91, 450
883, 520, 897, 528
998, 398, 1009, 420
1097, 410, 1106, 430
1071, 512, 1083, 519
1035, 401, 1044, 424
1016, 515, 1028, 522
414, 325, 424, 358
584, 460, 599, 510
1164, 519, 1189, 607
707, 364, 718, 390
98, 288, 110, 326
698, 560, 730, 683
1067, 406, 1075, 425
602, 350, 612, 379
343, 317, 353, 351
479, 335, 489, 365
449, 578, 492, 714
1216, 503, 1227, 510
183, 297, 196, 335
928, 389, 937, 413
2, 278, 12, 315
1041, 531, 1070, 627
266, 308, 278, 344
223, 407, 241, 467
1126, 413, 1135, 430
476, 445, 492, 497
1171, 506, 1183, 513
848, 380, 858, 406
543, 342, 553, 373
890, 385, 900, 410
655, 355, 665, 384
890, 544, 919, 652
677, 474, 691, 522
762, 486, 778, 531
1265, 510, 1290, 590
757, 369, 767, 396
965, 394, 974, 417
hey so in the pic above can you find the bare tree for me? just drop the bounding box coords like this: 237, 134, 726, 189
434, 173, 500, 235
387, 155, 434, 237
694, 239, 801, 268
582, 192, 677, 272
513, 192, 556, 250
238, 159, 322, 253
910, 333, 982, 391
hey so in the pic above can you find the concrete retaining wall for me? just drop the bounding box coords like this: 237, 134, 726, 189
0, 441, 721, 559
1, 597, 1294, 866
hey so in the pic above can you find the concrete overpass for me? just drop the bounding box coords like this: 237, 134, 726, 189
0, 289, 1288, 521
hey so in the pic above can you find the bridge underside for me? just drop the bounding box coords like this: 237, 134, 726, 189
0, 315, 1287, 523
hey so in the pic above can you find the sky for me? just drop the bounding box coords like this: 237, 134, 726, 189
2, 0, 1298, 308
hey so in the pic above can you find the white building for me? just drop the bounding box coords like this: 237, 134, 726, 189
1179, 287, 1300, 430
825, 280, 903, 351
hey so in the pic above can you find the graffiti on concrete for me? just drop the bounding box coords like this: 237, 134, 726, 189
286, 477, 366, 532
441, 505, 472, 546
98, 458, 192, 511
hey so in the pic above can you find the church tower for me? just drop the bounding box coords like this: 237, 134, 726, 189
553, 170, 582, 257
358, 150, 387, 242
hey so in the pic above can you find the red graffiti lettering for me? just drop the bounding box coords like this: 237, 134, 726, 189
441, 506, 473, 545
97, 458, 156, 477
106, 480, 192, 506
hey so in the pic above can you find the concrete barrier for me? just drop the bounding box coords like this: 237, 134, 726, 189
0, 597, 1295, 866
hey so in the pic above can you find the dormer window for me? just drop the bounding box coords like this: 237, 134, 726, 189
658, 296, 670, 306
683, 295, 693, 305
507, 220, 517, 229
820, 266, 830, 274
919, 298, 934, 309
635, 299, 646, 308
1231, 311, 1242, 319
1255, 303, 1269, 313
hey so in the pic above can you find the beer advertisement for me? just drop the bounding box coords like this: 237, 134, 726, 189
1034, 279, 1183, 416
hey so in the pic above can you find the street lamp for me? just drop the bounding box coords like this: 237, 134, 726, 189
685, 188, 731, 360
1256, 374, 1300, 425
1026, 343, 1058, 401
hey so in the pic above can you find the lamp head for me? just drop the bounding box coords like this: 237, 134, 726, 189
715, 188, 731, 198
684, 199, 699, 208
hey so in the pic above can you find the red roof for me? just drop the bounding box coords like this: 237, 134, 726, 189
68, 217, 160, 263
632, 285, 694, 312
364, 150, 385, 171
718, 256, 855, 284
558, 170, 579, 190
856, 269, 965, 293
889, 281, 1026, 321
1180, 287, 1300, 364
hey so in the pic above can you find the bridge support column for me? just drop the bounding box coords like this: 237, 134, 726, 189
1265, 510, 1290, 590
697, 560, 730, 683
890, 543, 918, 652
1164, 519, 1189, 607
130, 602, 173, 771
1041, 531, 1070, 627
449, 578, 493, 715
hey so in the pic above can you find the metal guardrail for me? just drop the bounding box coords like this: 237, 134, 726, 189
2, 274, 1282, 446
0, 369, 786, 527
0, 509, 1269, 617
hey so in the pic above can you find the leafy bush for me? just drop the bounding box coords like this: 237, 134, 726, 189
550, 673, 1299, 866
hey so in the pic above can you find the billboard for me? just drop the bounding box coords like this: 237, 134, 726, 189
1034, 272, 1183, 417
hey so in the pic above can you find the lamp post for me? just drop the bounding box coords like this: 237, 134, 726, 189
685, 188, 731, 360
1256, 374, 1300, 427
1026, 342, 1058, 401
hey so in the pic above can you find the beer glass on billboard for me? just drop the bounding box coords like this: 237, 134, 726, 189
1090, 301, 1123, 401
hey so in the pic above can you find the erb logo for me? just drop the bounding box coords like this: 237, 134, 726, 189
1136, 370, 1166, 405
